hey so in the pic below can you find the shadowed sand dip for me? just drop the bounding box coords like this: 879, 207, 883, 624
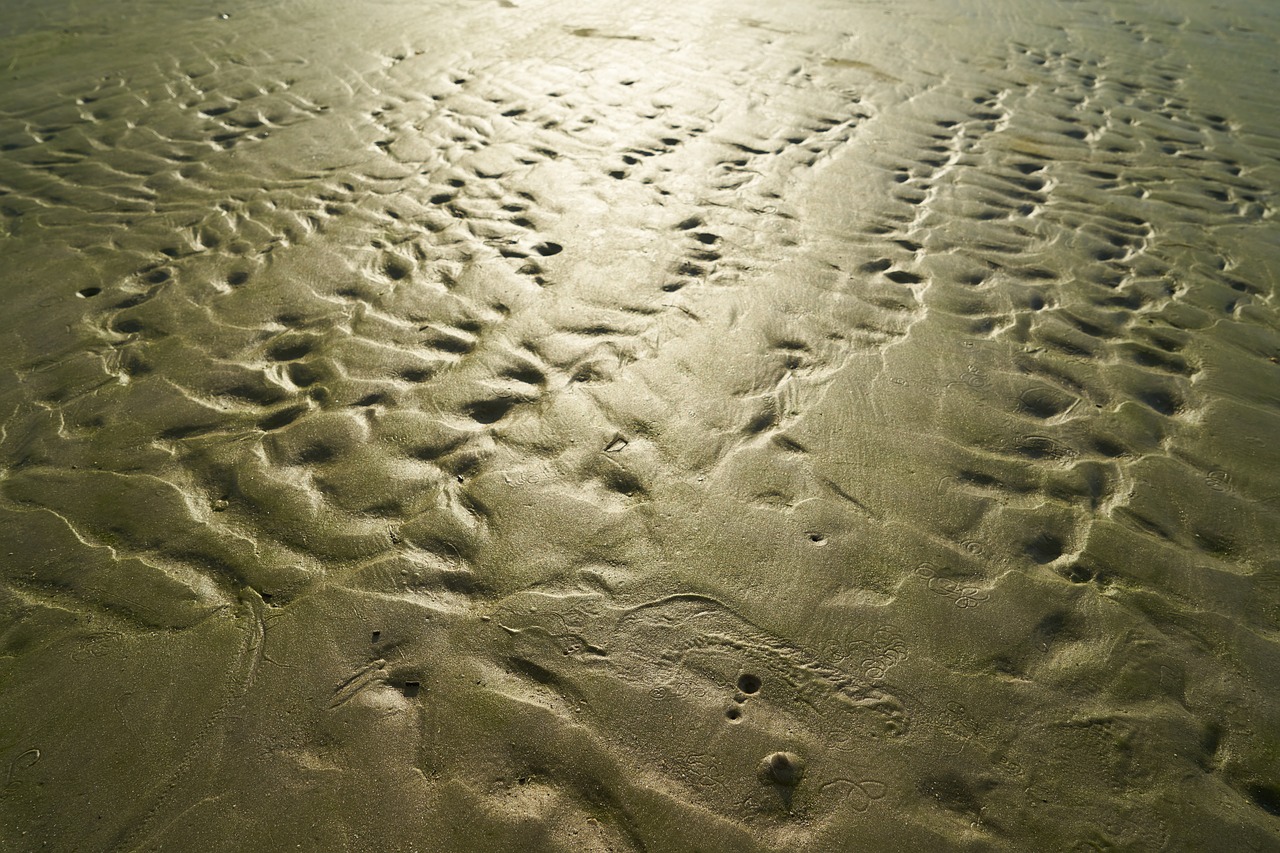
1, 0, 1278, 849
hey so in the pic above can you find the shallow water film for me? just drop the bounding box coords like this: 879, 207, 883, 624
2, 0, 1279, 850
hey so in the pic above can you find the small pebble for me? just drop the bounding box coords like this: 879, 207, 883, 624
759, 751, 805, 787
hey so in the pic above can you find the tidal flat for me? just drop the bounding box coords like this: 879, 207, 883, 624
1, 0, 1278, 850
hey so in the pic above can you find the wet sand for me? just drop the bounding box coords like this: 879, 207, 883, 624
1, 0, 1279, 849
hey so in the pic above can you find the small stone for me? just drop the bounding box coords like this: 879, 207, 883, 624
759, 751, 805, 787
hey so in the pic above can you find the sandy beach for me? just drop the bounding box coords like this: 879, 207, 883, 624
1, 0, 1278, 849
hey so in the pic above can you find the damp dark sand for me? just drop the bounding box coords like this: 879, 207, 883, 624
1, 0, 1279, 850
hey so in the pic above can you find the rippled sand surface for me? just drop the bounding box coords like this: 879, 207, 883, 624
2, 0, 1279, 849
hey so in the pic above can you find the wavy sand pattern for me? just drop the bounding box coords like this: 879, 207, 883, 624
1, 0, 1278, 849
